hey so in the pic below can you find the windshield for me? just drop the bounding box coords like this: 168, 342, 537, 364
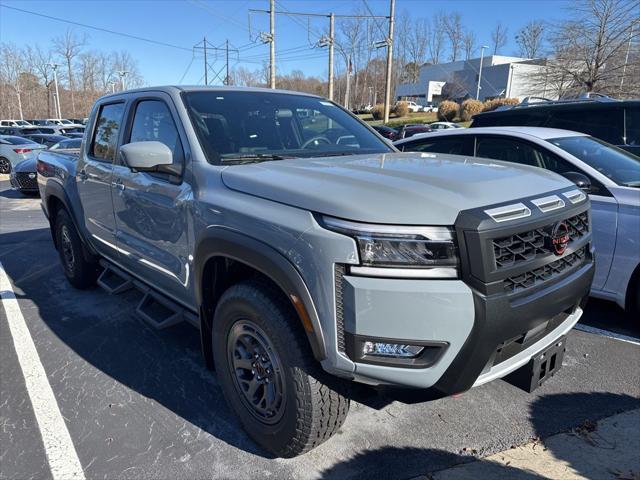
60, 119, 73, 125
549, 136, 640, 187
183, 91, 391, 164
16, 120, 31, 126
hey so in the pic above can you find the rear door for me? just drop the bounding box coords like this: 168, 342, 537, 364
76, 101, 125, 257
110, 95, 193, 303
473, 134, 618, 291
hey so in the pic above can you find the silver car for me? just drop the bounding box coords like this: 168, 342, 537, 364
0, 135, 46, 174
396, 126, 640, 315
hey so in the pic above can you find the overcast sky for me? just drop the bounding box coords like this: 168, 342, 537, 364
0, 0, 571, 85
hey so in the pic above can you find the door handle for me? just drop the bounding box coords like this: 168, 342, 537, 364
111, 179, 125, 191
78, 169, 88, 181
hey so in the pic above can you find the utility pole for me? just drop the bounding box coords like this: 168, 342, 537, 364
383, 0, 395, 123
328, 12, 335, 100
476, 45, 488, 100
49, 63, 62, 118
225, 39, 230, 85
249, 7, 387, 102
269, 0, 276, 89
344, 55, 352, 109
204, 36, 208, 85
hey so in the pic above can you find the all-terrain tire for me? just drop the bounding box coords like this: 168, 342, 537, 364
54, 209, 100, 289
212, 280, 349, 457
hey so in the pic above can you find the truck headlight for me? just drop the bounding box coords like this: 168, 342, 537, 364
321, 216, 459, 278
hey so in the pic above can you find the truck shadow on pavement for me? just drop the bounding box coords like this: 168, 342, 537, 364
318, 392, 640, 479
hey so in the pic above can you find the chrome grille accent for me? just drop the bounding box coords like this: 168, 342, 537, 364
484, 203, 531, 223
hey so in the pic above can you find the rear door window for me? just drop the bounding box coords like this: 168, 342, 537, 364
547, 108, 624, 145
475, 136, 547, 167
90, 103, 125, 162
401, 136, 471, 155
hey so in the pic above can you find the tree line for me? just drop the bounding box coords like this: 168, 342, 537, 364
1, 29, 144, 120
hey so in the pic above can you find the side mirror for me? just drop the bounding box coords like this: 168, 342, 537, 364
119, 141, 173, 172
562, 171, 592, 193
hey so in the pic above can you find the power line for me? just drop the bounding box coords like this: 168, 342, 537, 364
0, 4, 193, 53
178, 53, 197, 83
187, 0, 251, 33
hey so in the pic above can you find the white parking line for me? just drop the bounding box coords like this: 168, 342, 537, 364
0, 261, 86, 480
574, 323, 640, 346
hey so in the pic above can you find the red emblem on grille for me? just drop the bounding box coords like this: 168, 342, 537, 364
549, 221, 570, 256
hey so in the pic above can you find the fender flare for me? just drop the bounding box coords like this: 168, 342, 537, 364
194, 227, 327, 361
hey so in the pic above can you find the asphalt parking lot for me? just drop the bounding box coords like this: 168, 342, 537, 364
1, 176, 639, 480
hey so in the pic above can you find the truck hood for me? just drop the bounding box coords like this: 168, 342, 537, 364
221, 152, 573, 225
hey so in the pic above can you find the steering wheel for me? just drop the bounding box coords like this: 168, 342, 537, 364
301, 136, 332, 149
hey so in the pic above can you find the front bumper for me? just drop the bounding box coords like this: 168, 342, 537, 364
329, 188, 594, 394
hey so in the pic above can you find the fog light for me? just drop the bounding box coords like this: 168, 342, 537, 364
363, 341, 424, 358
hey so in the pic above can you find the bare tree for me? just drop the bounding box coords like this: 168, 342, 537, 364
53, 29, 87, 116
463, 31, 476, 60
25, 45, 54, 115
405, 19, 429, 81
491, 22, 508, 55
545, 0, 639, 94
427, 13, 446, 64
444, 12, 464, 61
0, 43, 25, 119
516, 20, 546, 58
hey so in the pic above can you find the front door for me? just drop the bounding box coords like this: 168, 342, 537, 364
111, 96, 193, 304
76, 102, 125, 258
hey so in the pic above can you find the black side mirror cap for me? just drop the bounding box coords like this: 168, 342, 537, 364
562, 171, 592, 193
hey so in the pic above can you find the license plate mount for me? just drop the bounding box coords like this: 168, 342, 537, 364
504, 336, 567, 393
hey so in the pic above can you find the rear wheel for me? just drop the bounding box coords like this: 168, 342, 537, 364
54, 209, 100, 289
213, 281, 349, 457
0, 157, 10, 174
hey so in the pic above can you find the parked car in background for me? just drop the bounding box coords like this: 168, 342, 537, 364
69, 118, 89, 125
396, 123, 432, 139
403, 101, 423, 113
371, 125, 399, 140
1, 119, 33, 127
0, 135, 46, 174
396, 126, 640, 316
0, 126, 43, 136
21, 134, 70, 148
29, 119, 49, 126
9, 158, 39, 195
49, 138, 82, 150
429, 122, 462, 130
471, 96, 640, 156
420, 102, 438, 112
45, 118, 84, 127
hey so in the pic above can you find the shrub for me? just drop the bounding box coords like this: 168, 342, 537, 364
437, 100, 459, 121
459, 99, 484, 121
482, 97, 520, 112
393, 101, 409, 118
371, 104, 385, 120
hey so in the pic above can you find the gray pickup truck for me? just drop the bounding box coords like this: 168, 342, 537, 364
38, 86, 594, 457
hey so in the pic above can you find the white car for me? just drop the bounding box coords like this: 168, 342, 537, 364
421, 104, 438, 112
0, 119, 33, 127
429, 122, 462, 130
397, 101, 422, 113
396, 126, 640, 315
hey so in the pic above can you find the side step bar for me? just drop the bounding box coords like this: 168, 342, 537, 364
97, 260, 199, 330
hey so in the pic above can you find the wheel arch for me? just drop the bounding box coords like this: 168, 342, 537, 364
194, 227, 327, 368
625, 261, 640, 313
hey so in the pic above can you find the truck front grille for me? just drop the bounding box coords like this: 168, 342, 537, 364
503, 246, 587, 293
493, 211, 589, 269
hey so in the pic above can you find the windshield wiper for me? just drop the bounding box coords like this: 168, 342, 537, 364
220, 153, 296, 163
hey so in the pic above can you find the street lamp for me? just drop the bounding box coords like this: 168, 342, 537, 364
476, 45, 489, 100
48, 63, 62, 118
117, 70, 129, 91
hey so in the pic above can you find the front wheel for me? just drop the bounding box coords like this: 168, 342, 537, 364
213, 281, 349, 457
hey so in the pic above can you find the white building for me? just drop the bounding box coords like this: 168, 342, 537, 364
396, 55, 555, 104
